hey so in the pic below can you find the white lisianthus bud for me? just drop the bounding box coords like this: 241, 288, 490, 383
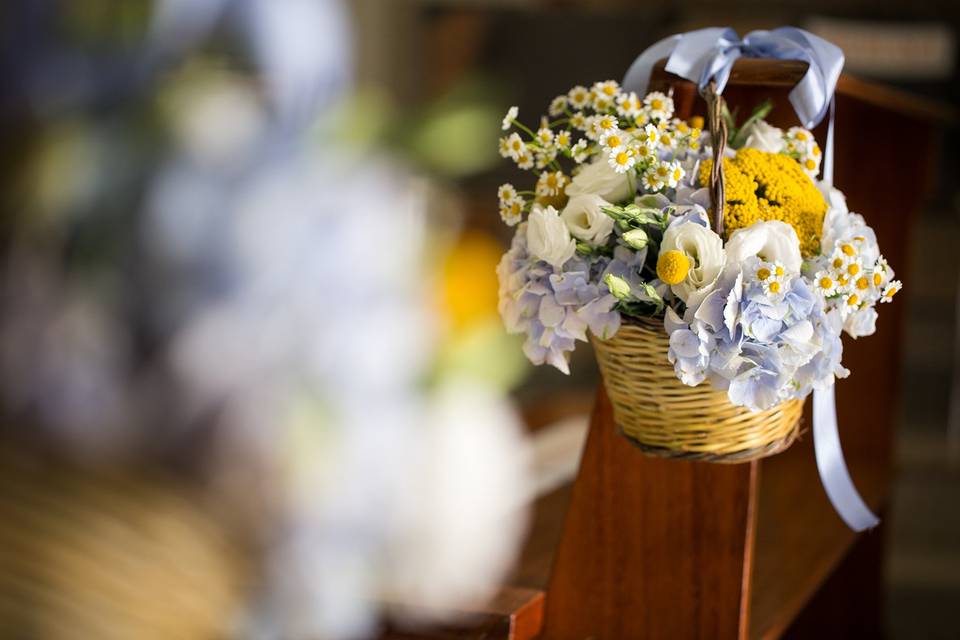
741, 120, 784, 153
660, 221, 725, 309
724, 220, 802, 275
603, 273, 632, 300
565, 156, 633, 203
526, 205, 576, 269
622, 228, 649, 250
560, 193, 615, 246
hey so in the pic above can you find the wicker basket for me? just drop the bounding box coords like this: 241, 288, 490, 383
592, 316, 803, 463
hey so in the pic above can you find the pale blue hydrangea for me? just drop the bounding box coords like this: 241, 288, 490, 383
665, 256, 848, 411
497, 224, 619, 374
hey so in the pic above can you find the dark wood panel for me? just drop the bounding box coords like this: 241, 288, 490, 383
542, 389, 759, 639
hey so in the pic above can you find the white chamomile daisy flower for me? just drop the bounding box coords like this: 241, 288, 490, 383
762, 276, 786, 298
841, 292, 862, 313
516, 151, 534, 170
502, 105, 518, 131
608, 146, 637, 174
568, 85, 591, 110
592, 80, 620, 102
643, 91, 674, 120
651, 161, 673, 186
571, 139, 590, 163
665, 160, 685, 188
593, 95, 614, 112
505, 132, 526, 161
549, 95, 567, 117
535, 147, 558, 170
600, 129, 627, 152
569, 111, 588, 130
500, 197, 525, 226
554, 130, 572, 149
640, 123, 660, 149
801, 154, 820, 176
536, 126, 554, 146
659, 132, 675, 150
498, 136, 512, 158
497, 183, 518, 205
641, 165, 665, 191
586, 114, 618, 141
786, 126, 814, 144
814, 271, 838, 296
881, 280, 902, 302
536, 170, 568, 197
843, 258, 864, 280
852, 273, 873, 295
755, 263, 774, 282
633, 144, 655, 164
616, 92, 643, 118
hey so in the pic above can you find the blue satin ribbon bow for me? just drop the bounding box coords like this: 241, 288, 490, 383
623, 28, 878, 532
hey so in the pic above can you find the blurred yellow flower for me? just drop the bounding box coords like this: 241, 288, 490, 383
440, 230, 504, 331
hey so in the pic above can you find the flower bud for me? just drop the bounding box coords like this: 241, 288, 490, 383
622, 228, 649, 250
603, 274, 632, 300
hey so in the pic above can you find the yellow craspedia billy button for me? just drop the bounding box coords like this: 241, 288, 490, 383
657, 250, 690, 285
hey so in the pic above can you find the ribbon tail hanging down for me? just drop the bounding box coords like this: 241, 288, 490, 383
813, 386, 880, 531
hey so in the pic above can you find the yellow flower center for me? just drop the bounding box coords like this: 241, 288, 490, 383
657, 250, 690, 285
832, 258, 844, 269
841, 244, 856, 256
847, 294, 859, 306
795, 131, 809, 141
804, 158, 817, 170
651, 99, 663, 110
615, 152, 630, 166
606, 135, 622, 148
856, 276, 870, 290
819, 276, 834, 289
886, 286, 899, 298
847, 263, 860, 276
757, 267, 771, 281
689, 116, 704, 129
768, 281, 781, 294
774, 265, 784, 277
873, 272, 883, 286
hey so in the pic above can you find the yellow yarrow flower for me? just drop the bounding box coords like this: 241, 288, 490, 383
698, 148, 828, 256
657, 250, 690, 285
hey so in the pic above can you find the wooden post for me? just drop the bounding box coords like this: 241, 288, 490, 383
542, 389, 759, 639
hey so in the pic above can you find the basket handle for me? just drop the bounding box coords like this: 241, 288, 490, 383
704, 81, 727, 236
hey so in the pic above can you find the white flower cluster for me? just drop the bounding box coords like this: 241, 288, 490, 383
807, 185, 902, 337
741, 120, 822, 176
495, 80, 901, 411
496, 83, 706, 228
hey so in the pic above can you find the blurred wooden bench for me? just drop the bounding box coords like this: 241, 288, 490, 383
385, 59, 955, 640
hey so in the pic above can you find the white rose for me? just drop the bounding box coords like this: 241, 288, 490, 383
565, 156, 632, 203
560, 193, 615, 246
724, 221, 802, 274
526, 205, 576, 269
661, 221, 725, 309
741, 120, 784, 153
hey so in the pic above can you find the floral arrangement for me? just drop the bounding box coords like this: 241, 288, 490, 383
496, 81, 902, 411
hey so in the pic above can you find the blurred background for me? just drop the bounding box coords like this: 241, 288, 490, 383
0, 1, 958, 638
